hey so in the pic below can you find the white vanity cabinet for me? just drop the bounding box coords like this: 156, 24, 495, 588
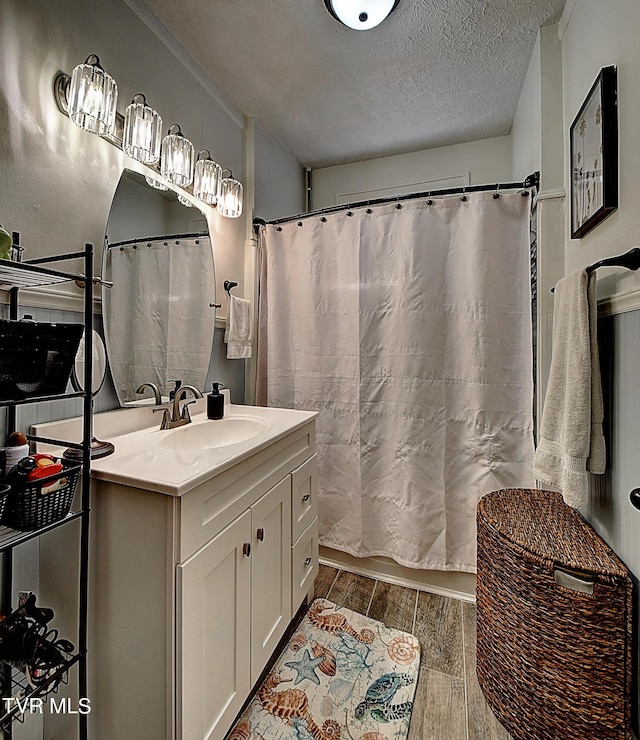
87, 417, 318, 740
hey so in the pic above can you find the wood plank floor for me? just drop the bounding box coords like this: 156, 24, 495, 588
313, 564, 513, 740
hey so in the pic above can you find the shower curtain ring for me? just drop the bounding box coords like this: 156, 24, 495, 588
461, 187, 467, 202
493, 183, 501, 199
396, 196, 402, 209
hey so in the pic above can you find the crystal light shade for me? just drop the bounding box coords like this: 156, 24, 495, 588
160, 124, 194, 187
194, 150, 222, 206
324, 0, 399, 30
123, 94, 162, 164
67, 55, 118, 135
177, 194, 194, 208
217, 171, 243, 218
145, 176, 168, 191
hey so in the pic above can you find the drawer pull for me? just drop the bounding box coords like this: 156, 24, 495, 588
256, 528, 264, 541
304, 557, 312, 567
243, 543, 251, 557
302, 494, 310, 502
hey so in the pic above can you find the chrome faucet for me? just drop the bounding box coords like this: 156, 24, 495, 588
136, 382, 163, 405
154, 384, 203, 430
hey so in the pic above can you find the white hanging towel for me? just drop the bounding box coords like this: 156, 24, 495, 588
224, 294, 253, 359
533, 269, 606, 510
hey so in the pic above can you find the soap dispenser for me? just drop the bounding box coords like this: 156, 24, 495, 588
207, 383, 225, 420
168, 379, 182, 402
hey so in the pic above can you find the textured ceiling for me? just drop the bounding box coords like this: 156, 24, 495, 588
136, 0, 565, 168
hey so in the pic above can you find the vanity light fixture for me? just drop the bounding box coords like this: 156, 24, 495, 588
144, 176, 169, 191
122, 93, 163, 164
160, 124, 194, 187
66, 54, 118, 135
324, 0, 400, 30
177, 194, 194, 208
193, 149, 222, 206
54, 57, 244, 218
217, 170, 243, 219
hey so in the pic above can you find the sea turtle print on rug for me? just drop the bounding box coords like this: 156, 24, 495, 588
227, 598, 421, 740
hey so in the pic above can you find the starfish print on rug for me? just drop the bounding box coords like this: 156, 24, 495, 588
284, 648, 325, 685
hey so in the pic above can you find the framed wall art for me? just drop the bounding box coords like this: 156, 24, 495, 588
570, 65, 618, 239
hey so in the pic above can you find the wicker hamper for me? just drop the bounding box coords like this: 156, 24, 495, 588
476, 488, 633, 740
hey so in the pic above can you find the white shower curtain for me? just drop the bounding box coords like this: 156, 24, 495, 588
104, 236, 215, 403
257, 191, 534, 572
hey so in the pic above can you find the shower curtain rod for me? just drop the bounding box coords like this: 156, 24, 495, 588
106, 231, 209, 250
254, 172, 540, 227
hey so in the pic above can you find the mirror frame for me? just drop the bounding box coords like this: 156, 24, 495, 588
101, 161, 218, 406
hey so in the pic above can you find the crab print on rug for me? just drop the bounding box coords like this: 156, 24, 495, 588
227, 598, 421, 740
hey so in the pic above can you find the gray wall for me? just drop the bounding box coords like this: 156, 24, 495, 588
254, 121, 305, 221
596, 309, 640, 733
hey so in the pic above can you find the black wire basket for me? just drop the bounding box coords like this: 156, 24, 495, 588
2, 460, 81, 531
0, 320, 84, 402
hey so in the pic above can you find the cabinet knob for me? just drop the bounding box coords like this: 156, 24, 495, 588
304, 557, 312, 567
302, 494, 310, 502
256, 528, 264, 541
243, 542, 251, 557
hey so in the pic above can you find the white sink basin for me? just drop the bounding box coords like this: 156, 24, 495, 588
158, 416, 268, 451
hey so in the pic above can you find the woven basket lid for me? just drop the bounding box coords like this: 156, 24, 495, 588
478, 488, 629, 579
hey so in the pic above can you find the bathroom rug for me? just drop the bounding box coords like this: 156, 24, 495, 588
227, 598, 421, 740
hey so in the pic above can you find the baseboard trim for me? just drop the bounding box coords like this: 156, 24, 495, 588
319, 546, 476, 603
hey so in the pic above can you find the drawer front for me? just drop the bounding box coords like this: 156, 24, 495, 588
291, 454, 318, 544
291, 517, 319, 612
180, 423, 315, 561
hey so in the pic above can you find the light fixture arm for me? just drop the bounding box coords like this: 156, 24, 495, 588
167, 123, 184, 138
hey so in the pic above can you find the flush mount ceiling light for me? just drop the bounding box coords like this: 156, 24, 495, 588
123, 93, 163, 165
324, 0, 399, 30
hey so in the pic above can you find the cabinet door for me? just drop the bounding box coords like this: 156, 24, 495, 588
251, 476, 292, 684
177, 510, 252, 740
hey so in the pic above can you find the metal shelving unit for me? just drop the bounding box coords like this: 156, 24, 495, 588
0, 245, 93, 740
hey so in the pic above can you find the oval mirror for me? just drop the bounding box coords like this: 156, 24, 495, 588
102, 170, 216, 405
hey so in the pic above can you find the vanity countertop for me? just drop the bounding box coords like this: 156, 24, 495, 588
32, 401, 317, 496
